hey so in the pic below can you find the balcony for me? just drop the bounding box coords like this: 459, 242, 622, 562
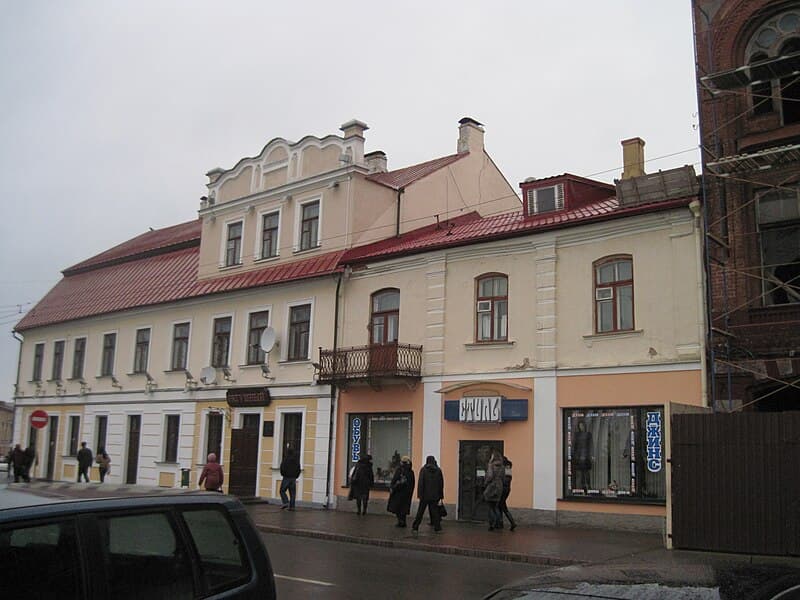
315, 342, 423, 385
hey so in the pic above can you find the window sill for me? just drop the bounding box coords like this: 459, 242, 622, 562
154, 461, 180, 467
219, 262, 243, 271
562, 495, 665, 506
254, 255, 280, 264
464, 341, 515, 350
94, 375, 116, 380
278, 359, 311, 365
238, 363, 267, 369
293, 245, 321, 255
163, 369, 189, 374
582, 329, 643, 343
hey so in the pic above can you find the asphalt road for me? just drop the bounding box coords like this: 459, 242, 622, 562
261, 532, 548, 599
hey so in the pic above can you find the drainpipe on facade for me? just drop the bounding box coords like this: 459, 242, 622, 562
324, 272, 343, 509
395, 188, 405, 237
689, 200, 709, 407
11, 331, 23, 441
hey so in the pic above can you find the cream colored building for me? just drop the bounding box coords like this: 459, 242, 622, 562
12, 117, 518, 505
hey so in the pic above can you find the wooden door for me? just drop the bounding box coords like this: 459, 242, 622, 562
125, 415, 141, 484
458, 440, 503, 522
46, 416, 59, 480
229, 423, 259, 497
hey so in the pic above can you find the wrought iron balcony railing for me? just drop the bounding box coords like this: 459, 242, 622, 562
315, 342, 423, 384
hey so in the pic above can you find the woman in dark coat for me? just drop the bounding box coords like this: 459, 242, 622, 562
349, 455, 374, 515
387, 456, 415, 527
483, 451, 505, 531
499, 455, 516, 530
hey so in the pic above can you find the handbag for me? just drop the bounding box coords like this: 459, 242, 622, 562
438, 501, 447, 518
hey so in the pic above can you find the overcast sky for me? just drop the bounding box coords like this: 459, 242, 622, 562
0, 1, 699, 401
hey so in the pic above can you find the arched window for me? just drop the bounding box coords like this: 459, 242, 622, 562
370, 289, 399, 344
749, 52, 774, 115
780, 38, 800, 124
475, 274, 508, 342
593, 256, 634, 333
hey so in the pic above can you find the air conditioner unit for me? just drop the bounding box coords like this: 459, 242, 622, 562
477, 300, 492, 312
595, 287, 614, 301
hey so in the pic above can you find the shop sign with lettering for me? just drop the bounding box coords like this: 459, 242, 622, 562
351, 417, 362, 462
459, 396, 502, 423
226, 387, 272, 408
646, 411, 662, 473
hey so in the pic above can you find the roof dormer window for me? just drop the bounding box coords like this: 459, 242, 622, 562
526, 183, 564, 215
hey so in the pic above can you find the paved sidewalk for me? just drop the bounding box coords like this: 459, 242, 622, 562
246, 501, 666, 566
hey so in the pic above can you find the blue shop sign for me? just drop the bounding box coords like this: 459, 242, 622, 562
351, 417, 362, 462
646, 411, 662, 473
443, 397, 528, 422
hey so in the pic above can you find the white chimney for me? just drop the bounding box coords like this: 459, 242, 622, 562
364, 151, 388, 173
457, 117, 485, 154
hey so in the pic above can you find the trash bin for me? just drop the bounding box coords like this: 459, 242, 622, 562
180, 468, 190, 488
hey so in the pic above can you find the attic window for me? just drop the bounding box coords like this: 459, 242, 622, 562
526, 184, 564, 215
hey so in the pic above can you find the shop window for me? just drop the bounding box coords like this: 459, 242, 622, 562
347, 413, 411, 488
563, 407, 665, 502
758, 186, 800, 305
475, 274, 508, 342
370, 289, 399, 344
594, 256, 634, 333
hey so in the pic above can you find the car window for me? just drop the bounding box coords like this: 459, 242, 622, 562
98, 512, 194, 599
0, 520, 81, 599
182, 508, 251, 593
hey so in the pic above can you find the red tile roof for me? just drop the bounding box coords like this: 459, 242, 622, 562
343, 195, 697, 264
16, 245, 345, 331
366, 153, 467, 190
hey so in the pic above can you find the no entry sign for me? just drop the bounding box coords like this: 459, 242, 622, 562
30, 409, 49, 429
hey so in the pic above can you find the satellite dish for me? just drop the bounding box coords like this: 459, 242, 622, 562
200, 366, 217, 385
259, 327, 277, 353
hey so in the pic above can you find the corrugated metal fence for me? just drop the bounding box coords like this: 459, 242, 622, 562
671, 412, 800, 555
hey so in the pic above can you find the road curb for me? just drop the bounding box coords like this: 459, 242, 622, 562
255, 524, 579, 566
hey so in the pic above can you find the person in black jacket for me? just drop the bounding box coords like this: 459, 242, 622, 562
279, 448, 301, 510
411, 455, 444, 532
76, 441, 93, 483
387, 456, 415, 527
349, 455, 374, 515
498, 455, 516, 530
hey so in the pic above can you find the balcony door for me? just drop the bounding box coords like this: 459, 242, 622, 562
369, 289, 399, 375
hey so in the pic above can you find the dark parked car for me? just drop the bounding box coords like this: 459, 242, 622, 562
0, 481, 276, 599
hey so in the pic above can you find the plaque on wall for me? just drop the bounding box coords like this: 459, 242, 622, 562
262, 421, 275, 437
226, 387, 272, 408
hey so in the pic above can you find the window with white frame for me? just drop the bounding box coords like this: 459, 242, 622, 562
261, 211, 280, 259
247, 310, 270, 365
526, 183, 564, 215
287, 304, 311, 360
370, 289, 399, 344
72, 338, 86, 379
171, 323, 190, 370
133, 328, 150, 374
206, 412, 223, 460
212, 317, 232, 367
101, 333, 116, 376
594, 256, 634, 333
95, 415, 108, 452
475, 274, 508, 342
52, 340, 65, 381
32, 343, 44, 381
298, 200, 320, 251
758, 186, 800, 305
225, 221, 243, 267
68, 415, 80, 456
164, 414, 180, 463
280, 412, 303, 462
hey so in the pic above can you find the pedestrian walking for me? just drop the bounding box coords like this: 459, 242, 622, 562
279, 448, 301, 510
483, 450, 505, 531
387, 456, 415, 527
22, 446, 36, 482
348, 454, 374, 515
198, 453, 224, 492
499, 455, 516, 531
411, 455, 444, 532
11, 444, 25, 482
5, 446, 13, 480
76, 441, 93, 483
95, 448, 111, 483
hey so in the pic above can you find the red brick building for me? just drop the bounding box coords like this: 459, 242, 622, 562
693, 0, 800, 411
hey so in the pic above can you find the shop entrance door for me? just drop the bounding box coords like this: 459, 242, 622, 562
46, 416, 59, 480
229, 415, 259, 497
458, 440, 503, 522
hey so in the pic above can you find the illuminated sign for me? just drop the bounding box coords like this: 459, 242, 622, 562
646, 411, 662, 473
459, 396, 502, 423
351, 417, 362, 462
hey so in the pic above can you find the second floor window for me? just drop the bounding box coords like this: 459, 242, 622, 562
52, 340, 65, 381
299, 201, 319, 251
212, 317, 232, 367
133, 328, 150, 374
594, 256, 634, 333
247, 310, 270, 364
476, 274, 508, 342
370, 289, 400, 344
288, 304, 311, 361
32, 342, 44, 381
261, 212, 279, 259
171, 323, 190, 370
101, 333, 116, 376
72, 338, 86, 380
225, 221, 243, 267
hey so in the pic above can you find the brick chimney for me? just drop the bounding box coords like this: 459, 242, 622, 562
364, 150, 388, 173
457, 117, 485, 154
621, 137, 646, 179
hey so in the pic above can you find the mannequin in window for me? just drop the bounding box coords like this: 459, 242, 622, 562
573, 420, 593, 493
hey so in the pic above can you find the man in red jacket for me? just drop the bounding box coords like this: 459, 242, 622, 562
198, 453, 224, 492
